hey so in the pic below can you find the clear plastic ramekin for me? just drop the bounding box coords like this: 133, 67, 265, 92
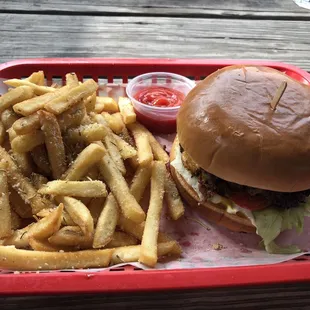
126, 72, 196, 133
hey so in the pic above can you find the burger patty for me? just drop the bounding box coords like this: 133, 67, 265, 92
180, 148, 310, 209
196, 169, 310, 209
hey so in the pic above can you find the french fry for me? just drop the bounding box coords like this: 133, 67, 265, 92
94, 100, 105, 113
128, 122, 153, 167
112, 113, 126, 133
65, 73, 79, 87
0, 70, 184, 270
11, 210, 22, 230
118, 226, 188, 256
7, 130, 16, 146
3, 205, 63, 248
104, 134, 126, 175
88, 197, 105, 226
37, 208, 75, 227
118, 97, 136, 124
120, 126, 135, 146
106, 231, 138, 248
0, 146, 53, 214
62, 210, 76, 226
26, 71, 45, 85
117, 215, 145, 240
112, 133, 137, 159
0, 86, 34, 113
10, 152, 33, 177
13, 85, 70, 116
96, 97, 119, 113
2, 224, 33, 248
29, 238, 72, 252
12, 112, 40, 134
57, 102, 86, 132
9, 186, 33, 219
27, 204, 64, 240
0, 121, 5, 145
0, 171, 11, 238
11, 131, 45, 153
130, 122, 169, 163
49, 226, 92, 248
57, 196, 94, 238
158, 234, 182, 256
140, 161, 166, 267
91, 111, 108, 125
1, 108, 19, 130
66, 123, 108, 143
112, 242, 178, 264
91, 113, 113, 135
30, 173, 49, 190
93, 193, 119, 248
84, 92, 96, 113
80, 114, 92, 125
9, 136, 35, 177
118, 217, 180, 255
101, 112, 125, 134
30, 145, 52, 177
165, 172, 185, 220
62, 143, 106, 181
147, 132, 169, 163
0, 246, 113, 270
44, 79, 98, 115
130, 163, 152, 203
36, 208, 53, 218
4, 79, 55, 95
39, 110, 67, 179
98, 153, 145, 223
39, 180, 107, 198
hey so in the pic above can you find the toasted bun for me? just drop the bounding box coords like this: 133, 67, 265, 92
170, 137, 255, 233
177, 65, 310, 192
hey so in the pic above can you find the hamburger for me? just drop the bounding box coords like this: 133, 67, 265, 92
170, 65, 310, 254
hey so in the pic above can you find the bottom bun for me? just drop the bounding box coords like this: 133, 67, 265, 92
170, 137, 256, 234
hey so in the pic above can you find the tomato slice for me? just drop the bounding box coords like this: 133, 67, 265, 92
230, 192, 267, 211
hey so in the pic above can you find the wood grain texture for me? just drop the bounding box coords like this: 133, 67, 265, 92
0, 0, 310, 18
2, 283, 310, 309
1, 14, 310, 71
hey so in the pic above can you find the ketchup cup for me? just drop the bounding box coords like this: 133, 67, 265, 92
126, 72, 196, 134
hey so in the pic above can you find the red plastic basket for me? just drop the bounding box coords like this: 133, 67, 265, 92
1, 58, 310, 296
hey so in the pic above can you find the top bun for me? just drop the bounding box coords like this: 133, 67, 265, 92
177, 65, 310, 192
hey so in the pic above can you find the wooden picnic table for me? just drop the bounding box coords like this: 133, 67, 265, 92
1, 0, 310, 309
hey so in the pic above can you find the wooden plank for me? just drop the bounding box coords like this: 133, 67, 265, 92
2, 283, 310, 309
0, 0, 310, 18
1, 14, 310, 71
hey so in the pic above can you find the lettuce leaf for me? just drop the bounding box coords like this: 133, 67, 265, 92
252, 201, 310, 254
265, 241, 301, 254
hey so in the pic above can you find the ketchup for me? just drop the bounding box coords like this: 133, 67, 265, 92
134, 86, 185, 108
133, 86, 185, 133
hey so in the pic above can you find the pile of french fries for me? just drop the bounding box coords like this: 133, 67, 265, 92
0, 71, 185, 271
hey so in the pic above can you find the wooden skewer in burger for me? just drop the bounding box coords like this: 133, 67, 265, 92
170, 65, 310, 254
